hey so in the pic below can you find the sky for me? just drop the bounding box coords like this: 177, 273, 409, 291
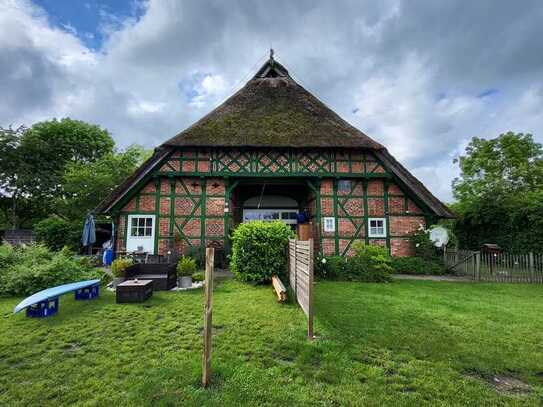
2, 0, 543, 203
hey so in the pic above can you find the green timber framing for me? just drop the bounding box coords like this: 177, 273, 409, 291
110, 146, 438, 258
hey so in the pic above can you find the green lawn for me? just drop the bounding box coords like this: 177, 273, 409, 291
1, 280, 542, 406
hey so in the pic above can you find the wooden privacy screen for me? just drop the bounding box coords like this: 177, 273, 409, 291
288, 239, 314, 338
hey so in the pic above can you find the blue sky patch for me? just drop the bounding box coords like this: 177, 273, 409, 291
33, 0, 145, 49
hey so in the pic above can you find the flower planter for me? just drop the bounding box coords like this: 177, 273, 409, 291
178, 276, 192, 288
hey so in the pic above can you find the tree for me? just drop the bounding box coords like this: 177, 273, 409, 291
452, 132, 543, 251
452, 132, 543, 203
0, 119, 114, 228
60, 145, 151, 219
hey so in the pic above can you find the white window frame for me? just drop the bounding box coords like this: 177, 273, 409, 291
368, 217, 387, 238
323, 217, 335, 232
126, 214, 156, 254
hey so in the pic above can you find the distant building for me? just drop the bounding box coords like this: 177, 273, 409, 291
2, 229, 36, 246
97, 55, 453, 258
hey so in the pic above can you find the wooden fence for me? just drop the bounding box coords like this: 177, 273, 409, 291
288, 239, 314, 338
444, 249, 543, 283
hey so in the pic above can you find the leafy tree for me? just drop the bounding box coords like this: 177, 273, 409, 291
60, 145, 150, 219
0, 119, 114, 227
452, 132, 543, 251
34, 217, 82, 251
453, 132, 543, 203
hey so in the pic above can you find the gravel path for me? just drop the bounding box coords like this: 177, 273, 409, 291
392, 274, 473, 282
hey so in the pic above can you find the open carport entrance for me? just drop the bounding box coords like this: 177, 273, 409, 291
230, 179, 314, 230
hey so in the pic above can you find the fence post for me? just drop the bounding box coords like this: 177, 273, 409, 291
202, 247, 214, 388
454, 247, 459, 268
308, 239, 314, 340
475, 251, 480, 281
529, 252, 534, 283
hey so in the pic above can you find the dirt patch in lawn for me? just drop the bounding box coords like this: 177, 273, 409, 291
466, 370, 532, 395
490, 375, 532, 395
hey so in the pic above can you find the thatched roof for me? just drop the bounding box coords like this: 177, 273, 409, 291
97, 55, 453, 219
163, 57, 383, 149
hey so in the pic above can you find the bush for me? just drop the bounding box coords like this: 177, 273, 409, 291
0, 245, 97, 296
111, 258, 133, 278
411, 224, 456, 262
177, 256, 197, 276
34, 217, 81, 251
0, 244, 17, 273
230, 221, 294, 283
343, 243, 393, 282
315, 255, 347, 279
77, 255, 102, 268
392, 257, 446, 275
192, 271, 205, 282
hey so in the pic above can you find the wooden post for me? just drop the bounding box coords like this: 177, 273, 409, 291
529, 252, 534, 283
202, 247, 214, 388
475, 251, 480, 281
307, 239, 314, 340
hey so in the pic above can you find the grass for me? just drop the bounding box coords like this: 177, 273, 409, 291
1, 280, 542, 406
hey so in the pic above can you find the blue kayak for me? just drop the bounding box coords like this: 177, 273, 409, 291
14, 279, 100, 314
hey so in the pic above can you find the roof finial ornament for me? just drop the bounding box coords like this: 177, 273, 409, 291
270, 48, 274, 61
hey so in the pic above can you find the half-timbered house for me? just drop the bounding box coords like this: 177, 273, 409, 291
97, 55, 453, 262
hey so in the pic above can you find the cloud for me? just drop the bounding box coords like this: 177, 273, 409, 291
1, 0, 543, 202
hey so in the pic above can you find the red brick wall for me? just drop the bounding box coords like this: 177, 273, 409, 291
114, 148, 430, 258
319, 178, 426, 257
116, 176, 226, 256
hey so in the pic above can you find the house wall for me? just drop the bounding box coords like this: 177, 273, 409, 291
114, 147, 429, 257
319, 179, 426, 257
116, 177, 227, 256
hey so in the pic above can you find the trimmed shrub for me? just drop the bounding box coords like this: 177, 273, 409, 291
392, 257, 446, 275
192, 271, 205, 282
177, 256, 197, 276
230, 221, 294, 283
34, 217, 81, 251
0, 245, 99, 296
111, 258, 133, 278
343, 243, 393, 282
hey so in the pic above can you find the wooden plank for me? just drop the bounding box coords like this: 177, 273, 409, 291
272, 275, 287, 302
202, 247, 214, 388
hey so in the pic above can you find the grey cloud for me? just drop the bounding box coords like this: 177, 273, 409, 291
2, 0, 543, 202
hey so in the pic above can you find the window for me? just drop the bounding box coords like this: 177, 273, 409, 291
242, 209, 298, 225
337, 180, 351, 192
130, 216, 153, 237
323, 217, 335, 232
368, 218, 386, 237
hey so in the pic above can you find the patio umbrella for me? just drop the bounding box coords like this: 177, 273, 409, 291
81, 214, 96, 250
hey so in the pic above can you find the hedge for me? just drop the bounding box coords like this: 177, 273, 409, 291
230, 221, 294, 283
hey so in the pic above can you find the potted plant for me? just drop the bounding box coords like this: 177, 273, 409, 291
177, 256, 197, 288
111, 258, 133, 288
